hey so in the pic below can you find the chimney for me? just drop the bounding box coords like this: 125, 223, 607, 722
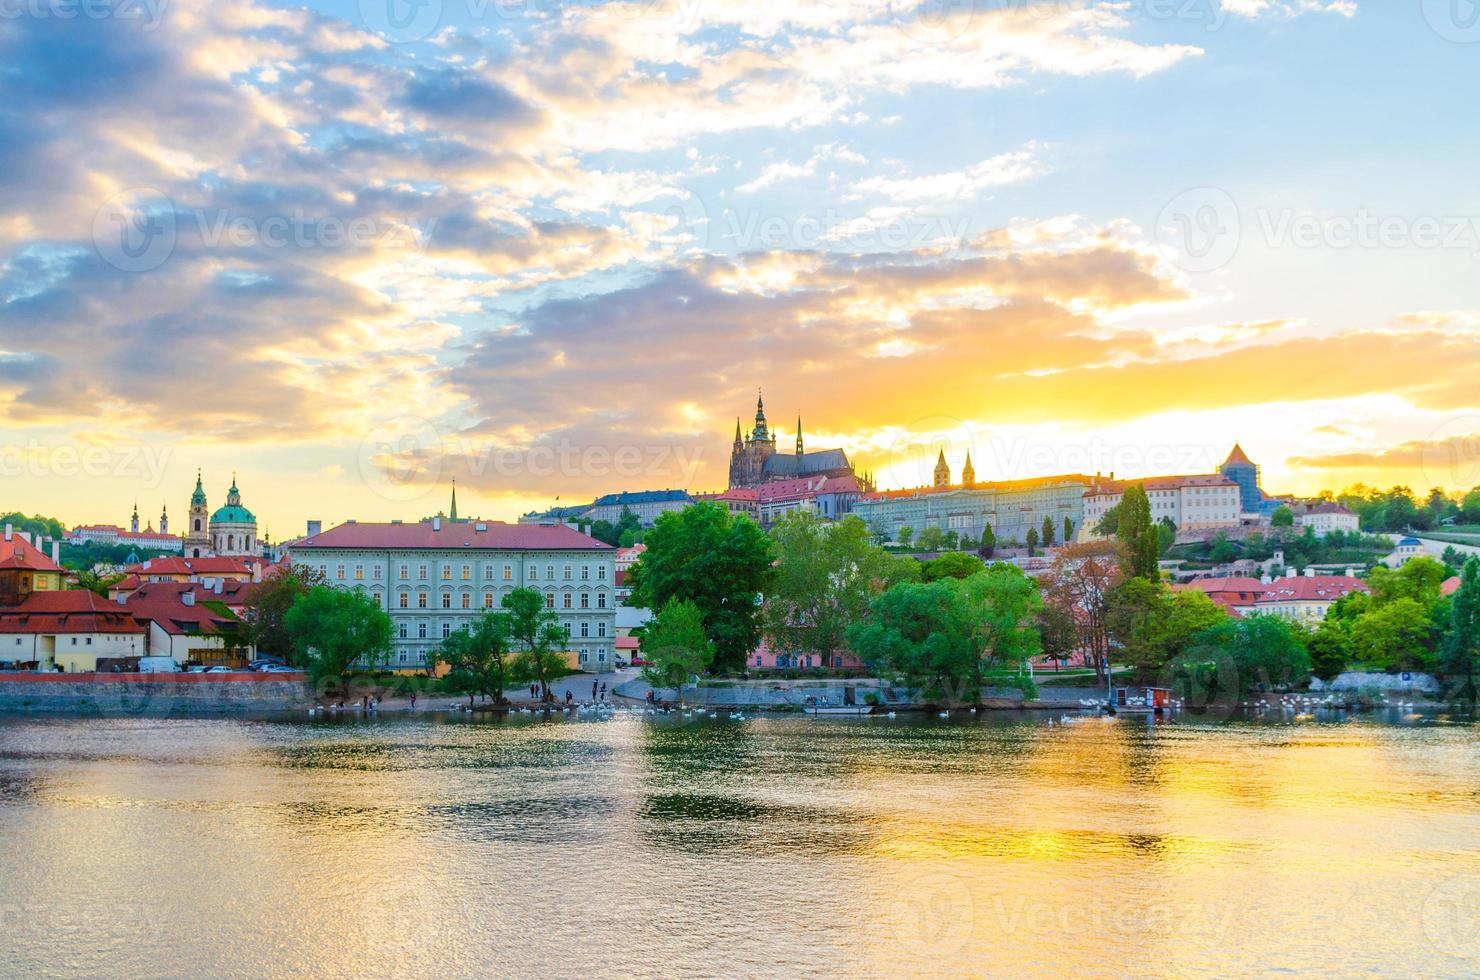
214, 579, 223, 594
306, 519, 322, 537
2, 523, 9, 541
1346, 567, 1356, 579
181, 591, 196, 607
1305, 567, 1316, 578
51, 541, 59, 564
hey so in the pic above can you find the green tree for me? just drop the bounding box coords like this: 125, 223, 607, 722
1208, 531, 1238, 565
1182, 614, 1311, 693
284, 586, 394, 699
1441, 558, 1480, 702
626, 502, 774, 672
1308, 622, 1353, 682
915, 526, 945, 552
849, 569, 1042, 705
1271, 505, 1294, 527
1350, 597, 1435, 672
1063, 516, 1074, 546
245, 565, 326, 666
763, 513, 906, 668
434, 611, 512, 706
1367, 556, 1448, 608
1094, 503, 1121, 537
1107, 579, 1225, 675
897, 525, 914, 549
642, 598, 715, 703
501, 587, 569, 699
942, 529, 960, 552
1156, 517, 1176, 556
1459, 488, 1480, 524
978, 523, 995, 559
1116, 484, 1159, 580
1025, 527, 1039, 556
1041, 516, 1055, 548
587, 519, 621, 547
923, 550, 984, 582
74, 569, 124, 597
617, 529, 640, 548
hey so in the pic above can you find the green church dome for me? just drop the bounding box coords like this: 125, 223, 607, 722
211, 504, 256, 524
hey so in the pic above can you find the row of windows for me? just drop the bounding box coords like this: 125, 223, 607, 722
392, 590, 609, 610
391, 646, 609, 665
321, 561, 608, 582
397, 620, 609, 639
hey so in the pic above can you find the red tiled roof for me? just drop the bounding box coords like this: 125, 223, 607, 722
615, 636, 640, 650
757, 474, 861, 503
1173, 576, 1267, 594
131, 580, 259, 606
125, 593, 243, 636
0, 591, 145, 634
0, 535, 62, 573
127, 556, 253, 576
1304, 502, 1356, 516
291, 520, 611, 551
1443, 576, 1462, 597
1256, 576, 1369, 604
1224, 444, 1254, 466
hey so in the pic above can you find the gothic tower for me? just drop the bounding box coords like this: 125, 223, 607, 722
795, 416, 804, 457
130, 501, 140, 534
933, 448, 950, 488
961, 451, 975, 487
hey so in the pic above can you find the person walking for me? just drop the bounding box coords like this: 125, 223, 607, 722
599, 682, 606, 702
592, 680, 598, 700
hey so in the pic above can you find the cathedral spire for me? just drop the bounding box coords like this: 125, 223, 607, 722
734, 417, 743, 448
795, 415, 804, 457
449, 480, 459, 522
933, 447, 950, 488
962, 451, 975, 487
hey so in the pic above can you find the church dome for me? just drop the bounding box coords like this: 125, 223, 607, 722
211, 504, 256, 524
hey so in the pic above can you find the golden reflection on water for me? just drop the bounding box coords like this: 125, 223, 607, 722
0, 713, 1476, 978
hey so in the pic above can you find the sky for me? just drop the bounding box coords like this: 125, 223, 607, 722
3, 0, 1480, 536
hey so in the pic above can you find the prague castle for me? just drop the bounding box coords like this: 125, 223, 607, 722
727, 392, 872, 491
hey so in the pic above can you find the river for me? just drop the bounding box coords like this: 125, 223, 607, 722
0, 710, 1476, 978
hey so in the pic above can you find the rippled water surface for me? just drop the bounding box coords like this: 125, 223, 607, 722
1, 711, 1477, 978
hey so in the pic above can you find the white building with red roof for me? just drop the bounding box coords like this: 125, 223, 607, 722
1238, 572, 1369, 623
288, 517, 616, 672
0, 591, 146, 671
1298, 502, 1360, 537
1170, 576, 1269, 614
755, 474, 863, 526
1082, 474, 1242, 539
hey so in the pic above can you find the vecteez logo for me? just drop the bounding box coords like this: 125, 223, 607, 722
359, 0, 443, 42
92, 187, 177, 273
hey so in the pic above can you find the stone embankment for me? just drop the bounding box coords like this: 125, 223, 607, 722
0, 672, 311, 714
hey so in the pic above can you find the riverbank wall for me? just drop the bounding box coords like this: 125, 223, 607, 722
0, 672, 312, 714
613, 677, 1027, 709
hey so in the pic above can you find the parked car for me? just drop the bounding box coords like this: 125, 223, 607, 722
262, 664, 299, 673
629, 657, 651, 668
187, 665, 209, 673
248, 658, 284, 671
204, 666, 233, 674
137, 656, 180, 673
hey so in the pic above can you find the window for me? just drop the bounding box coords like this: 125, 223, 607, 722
484, 564, 494, 580
597, 593, 606, 609
399, 564, 409, 580
598, 565, 606, 580
545, 593, 555, 609
441, 593, 451, 609
418, 563, 428, 579
441, 564, 452, 580
580, 622, 589, 638
372, 564, 382, 579
563, 565, 572, 580
418, 622, 428, 639
354, 564, 364, 581
581, 565, 589, 580
484, 592, 494, 609
529, 566, 538, 581
441, 622, 451, 638
503, 565, 512, 581
336, 564, 345, 580
398, 592, 408, 609
563, 593, 572, 609
461, 592, 471, 609
398, 623, 408, 638
597, 622, 606, 638
580, 592, 589, 609
546, 564, 554, 579
461, 564, 471, 581
564, 622, 572, 637
418, 592, 428, 609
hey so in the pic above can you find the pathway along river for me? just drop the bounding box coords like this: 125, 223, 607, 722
0, 710, 1477, 978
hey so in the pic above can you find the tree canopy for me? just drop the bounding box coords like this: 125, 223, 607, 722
434, 611, 513, 705
626, 502, 774, 672
284, 586, 393, 696
642, 598, 714, 702
1115, 484, 1159, 580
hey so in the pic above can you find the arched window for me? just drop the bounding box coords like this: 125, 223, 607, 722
227, 534, 234, 550
194, 519, 202, 531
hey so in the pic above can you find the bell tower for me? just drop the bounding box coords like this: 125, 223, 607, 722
185, 470, 210, 558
